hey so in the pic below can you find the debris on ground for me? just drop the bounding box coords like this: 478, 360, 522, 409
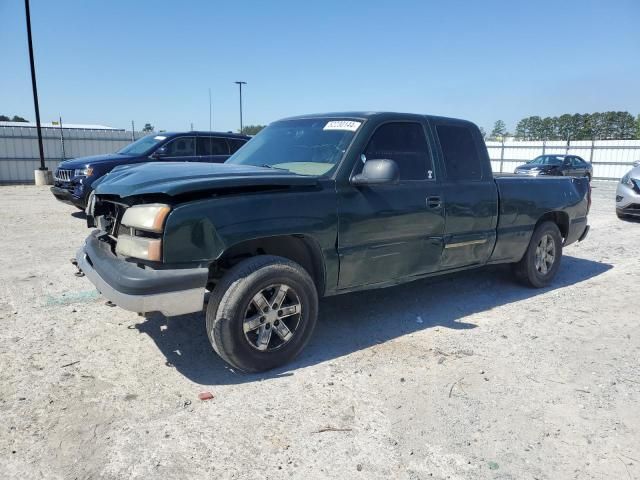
198, 391, 215, 401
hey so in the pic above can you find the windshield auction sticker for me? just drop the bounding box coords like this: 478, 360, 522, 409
323, 120, 362, 132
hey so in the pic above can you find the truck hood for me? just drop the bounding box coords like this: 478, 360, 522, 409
93, 162, 319, 197
57, 153, 132, 169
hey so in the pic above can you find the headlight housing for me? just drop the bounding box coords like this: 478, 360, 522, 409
120, 204, 171, 233
622, 172, 634, 185
116, 235, 162, 261
115, 204, 171, 261
74, 167, 93, 177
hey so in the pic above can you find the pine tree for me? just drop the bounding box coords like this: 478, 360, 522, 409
490, 120, 507, 140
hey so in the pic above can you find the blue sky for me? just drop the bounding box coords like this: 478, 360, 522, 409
1, 0, 638, 133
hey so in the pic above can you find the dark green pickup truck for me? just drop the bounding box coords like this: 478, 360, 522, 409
76, 112, 590, 372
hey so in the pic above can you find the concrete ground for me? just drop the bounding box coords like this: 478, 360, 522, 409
0, 181, 638, 479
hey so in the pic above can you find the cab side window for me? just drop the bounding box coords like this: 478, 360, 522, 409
362, 122, 433, 180
197, 137, 230, 156
436, 125, 482, 181
164, 137, 196, 157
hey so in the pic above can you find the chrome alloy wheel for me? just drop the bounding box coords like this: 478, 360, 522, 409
243, 284, 302, 352
534, 233, 556, 275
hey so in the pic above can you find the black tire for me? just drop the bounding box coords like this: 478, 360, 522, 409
205, 255, 318, 372
512, 221, 563, 288
585, 172, 591, 182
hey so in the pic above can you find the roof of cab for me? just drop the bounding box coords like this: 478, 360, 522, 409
278, 111, 477, 126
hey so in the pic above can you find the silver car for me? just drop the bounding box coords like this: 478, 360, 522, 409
616, 164, 640, 219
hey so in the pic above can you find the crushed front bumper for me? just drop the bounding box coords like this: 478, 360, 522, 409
75, 231, 208, 316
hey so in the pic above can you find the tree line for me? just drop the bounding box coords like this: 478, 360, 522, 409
0, 114, 29, 122
489, 112, 640, 141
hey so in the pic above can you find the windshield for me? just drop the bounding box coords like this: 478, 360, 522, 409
117, 134, 167, 156
226, 118, 362, 176
530, 155, 564, 166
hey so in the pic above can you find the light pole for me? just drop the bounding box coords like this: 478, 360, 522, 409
234, 81, 247, 134
25, 0, 49, 184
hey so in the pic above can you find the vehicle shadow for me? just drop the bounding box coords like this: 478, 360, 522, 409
71, 211, 86, 219
134, 255, 611, 385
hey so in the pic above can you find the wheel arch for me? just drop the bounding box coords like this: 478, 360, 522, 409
535, 211, 569, 241
212, 235, 326, 295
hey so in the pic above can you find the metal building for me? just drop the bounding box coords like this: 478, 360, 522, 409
0, 122, 145, 183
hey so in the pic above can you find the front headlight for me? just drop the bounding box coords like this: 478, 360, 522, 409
115, 204, 171, 261
621, 173, 637, 188
120, 204, 171, 233
116, 235, 162, 261
74, 167, 93, 177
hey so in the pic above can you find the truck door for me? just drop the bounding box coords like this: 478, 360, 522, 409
431, 121, 498, 269
336, 120, 445, 288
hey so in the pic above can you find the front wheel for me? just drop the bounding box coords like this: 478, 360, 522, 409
206, 255, 318, 372
512, 221, 563, 288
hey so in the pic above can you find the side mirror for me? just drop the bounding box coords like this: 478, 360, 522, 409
351, 159, 400, 186
152, 146, 169, 158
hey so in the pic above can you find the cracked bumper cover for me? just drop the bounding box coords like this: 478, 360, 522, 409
75, 232, 208, 316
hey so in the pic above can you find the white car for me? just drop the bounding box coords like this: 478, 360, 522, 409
616, 165, 640, 219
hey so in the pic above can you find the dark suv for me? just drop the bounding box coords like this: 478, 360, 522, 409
51, 131, 250, 209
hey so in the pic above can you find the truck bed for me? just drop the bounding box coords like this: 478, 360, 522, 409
489, 175, 590, 263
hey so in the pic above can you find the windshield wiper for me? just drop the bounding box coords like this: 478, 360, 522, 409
260, 164, 289, 171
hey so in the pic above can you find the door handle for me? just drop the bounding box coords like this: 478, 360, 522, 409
426, 196, 442, 209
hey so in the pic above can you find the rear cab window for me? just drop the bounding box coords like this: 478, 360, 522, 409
435, 124, 483, 181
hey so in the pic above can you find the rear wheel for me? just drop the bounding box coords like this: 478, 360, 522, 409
206, 255, 318, 372
512, 221, 563, 288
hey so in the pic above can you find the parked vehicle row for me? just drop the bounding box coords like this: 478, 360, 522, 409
514, 154, 593, 180
72, 112, 591, 372
616, 164, 640, 219
50, 131, 250, 209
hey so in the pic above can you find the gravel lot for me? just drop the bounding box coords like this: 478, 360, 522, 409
1, 181, 638, 480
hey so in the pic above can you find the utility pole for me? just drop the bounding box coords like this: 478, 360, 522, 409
25, 0, 48, 183
131, 120, 135, 141
59, 116, 65, 160
234, 81, 247, 134
208, 88, 212, 131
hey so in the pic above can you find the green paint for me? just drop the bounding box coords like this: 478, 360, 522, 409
488, 461, 499, 470
45, 290, 99, 306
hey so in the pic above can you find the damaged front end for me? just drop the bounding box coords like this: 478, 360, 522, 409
76, 192, 208, 316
